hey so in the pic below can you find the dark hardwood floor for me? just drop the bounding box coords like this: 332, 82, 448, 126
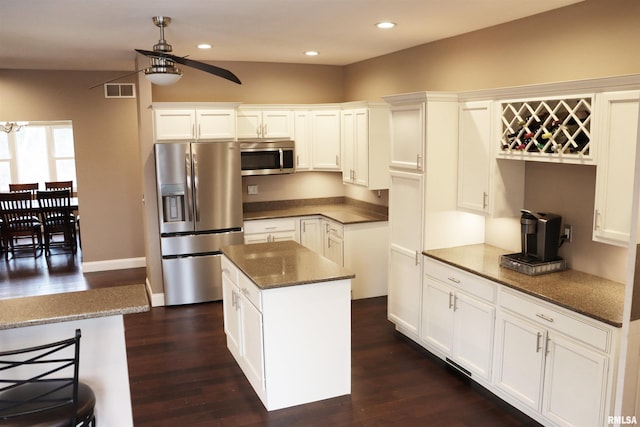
0, 251, 540, 426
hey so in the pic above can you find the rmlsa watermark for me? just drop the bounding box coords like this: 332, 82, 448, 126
609, 415, 638, 425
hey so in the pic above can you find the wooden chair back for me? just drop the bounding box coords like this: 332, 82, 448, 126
8, 183, 38, 199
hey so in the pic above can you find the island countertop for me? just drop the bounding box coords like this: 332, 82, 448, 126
0, 284, 150, 330
423, 244, 625, 327
221, 240, 355, 290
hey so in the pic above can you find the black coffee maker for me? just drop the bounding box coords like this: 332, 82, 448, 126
520, 209, 562, 262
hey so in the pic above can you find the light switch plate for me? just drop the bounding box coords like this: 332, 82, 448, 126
247, 185, 258, 195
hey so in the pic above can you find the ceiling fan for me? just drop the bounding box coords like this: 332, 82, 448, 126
90, 16, 241, 88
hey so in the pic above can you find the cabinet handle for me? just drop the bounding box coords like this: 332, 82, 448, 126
265, 226, 277, 230
263, 123, 268, 137
296, 155, 299, 166
536, 313, 554, 323
336, 155, 340, 166
240, 288, 250, 297
482, 192, 488, 209
198, 123, 201, 139
416, 154, 422, 170
594, 209, 601, 230
545, 335, 552, 356
536, 332, 542, 353
447, 277, 460, 284
448, 292, 454, 310
302, 222, 306, 233
415, 251, 420, 266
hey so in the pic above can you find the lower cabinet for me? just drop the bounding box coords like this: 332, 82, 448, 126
243, 218, 298, 244
322, 218, 344, 266
493, 289, 614, 427
221, 255, 351, 411
421, 257, 496, 380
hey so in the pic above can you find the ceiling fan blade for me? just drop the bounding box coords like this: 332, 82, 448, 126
135, 49, 241, 85
89, 68, 145, 89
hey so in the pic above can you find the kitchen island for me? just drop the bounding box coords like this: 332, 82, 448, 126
0, 284, 150, 427
221, 241, 354, 411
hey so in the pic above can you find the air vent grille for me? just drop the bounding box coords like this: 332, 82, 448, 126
104, 83, 136, 99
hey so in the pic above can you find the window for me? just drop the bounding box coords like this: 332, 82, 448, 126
0, 121, 76, 191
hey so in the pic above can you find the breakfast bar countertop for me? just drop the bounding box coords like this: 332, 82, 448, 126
0, 284, 150, 330
221, 240, 355, 290
423, 244, 625, 327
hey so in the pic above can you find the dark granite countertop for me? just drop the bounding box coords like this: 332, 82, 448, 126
423, 244, 624, 327
243, 197, 388, 224
0, 284, 150, 330
221, 240, 355, 290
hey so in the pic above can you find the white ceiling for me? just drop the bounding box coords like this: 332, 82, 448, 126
1, 0, 583, 71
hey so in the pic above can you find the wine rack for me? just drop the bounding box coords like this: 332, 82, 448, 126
499, 96, 593, 160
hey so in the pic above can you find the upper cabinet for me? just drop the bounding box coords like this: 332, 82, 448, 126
237, 107, 293, 139
497, 95, 594, 164
592, 90, 640, 247
153, 105, 238, 141
457, 100, 524, 217
341, 103, 390, 189
386, 100, 425, 171
292, 107, 341, 172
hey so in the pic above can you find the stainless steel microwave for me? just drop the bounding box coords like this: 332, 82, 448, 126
239, 140, 295, 176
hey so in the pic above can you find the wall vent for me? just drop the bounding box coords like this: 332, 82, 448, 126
104, 83, 136, 99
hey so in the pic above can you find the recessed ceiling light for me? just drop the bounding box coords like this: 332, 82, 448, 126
197, 43, 212, 49
376, 22, 396, 29
305, 51, 319, 56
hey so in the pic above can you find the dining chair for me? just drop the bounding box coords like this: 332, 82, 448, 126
0, 192, 43, 259
0, 329, 96, 426
37, 189, 77, 255
44, 181, 80, 248
8, 183, 38, 199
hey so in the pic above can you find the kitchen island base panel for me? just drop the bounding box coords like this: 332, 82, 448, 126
1, 315, 133, 427
260, 279, 351, 411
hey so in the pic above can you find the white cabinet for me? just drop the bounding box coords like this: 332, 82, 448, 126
311, 109, 342, 171
237, 108, 293, 139
387, 170, 424, 335
592, 90, 640, 247
153, 107, 237, 140
293, 110, 312, 170
494, 288, 616, 427
243, 218, 298, 244
457, 100, 525, 217
341, 104, 390, 189
221, 254, 351, 411
299, 216, 322, 253
421, 257, 496, 380
387, 102, 425, 171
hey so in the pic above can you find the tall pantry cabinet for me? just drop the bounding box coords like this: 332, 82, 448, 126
383, 92, 459, 337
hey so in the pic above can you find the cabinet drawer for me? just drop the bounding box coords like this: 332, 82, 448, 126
244, 218, 297, 234
424, 257, 496, 303
323, 220, 344, 239
500, 288, 612, 353
221, 255, 239, 284
239, 272, 263, 311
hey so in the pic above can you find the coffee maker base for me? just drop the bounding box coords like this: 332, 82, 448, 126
500, 252, 566, 276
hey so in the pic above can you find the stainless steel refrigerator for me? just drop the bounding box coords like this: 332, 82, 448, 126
155, 142, 243, 305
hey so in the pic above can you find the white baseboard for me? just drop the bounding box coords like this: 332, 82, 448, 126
146, 279, 166, 307
82, 257, 146, 273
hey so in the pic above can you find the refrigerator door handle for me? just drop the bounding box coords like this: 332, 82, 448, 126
193, 150, 200, 222
185, 150, 193, 222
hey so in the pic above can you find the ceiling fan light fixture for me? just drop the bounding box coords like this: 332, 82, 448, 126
144, 69, 183, 85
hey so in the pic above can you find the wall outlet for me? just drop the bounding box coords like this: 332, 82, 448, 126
247, 185, 258, 195
564, 225, 573, 243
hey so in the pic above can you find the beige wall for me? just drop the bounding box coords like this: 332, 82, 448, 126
0, 70, 144, 263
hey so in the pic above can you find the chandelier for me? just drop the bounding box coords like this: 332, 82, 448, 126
1, 122, 29, 133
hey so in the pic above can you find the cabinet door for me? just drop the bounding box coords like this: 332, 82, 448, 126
493, 311, 545, 411
458, 101, 491, 213
542, 333, 608, 427
311, 110, 341, 170
389, 103, 424, 171
262, 111, 293, 139
239, 294, 265, 393
324, 234, 343, 266
353, 109, 369, 186
244, 234, 270, 244
388, 171, 424, 334
421, 277, 454, 355
294, 110, 311, 170
222, 277, 241, 358
299, 218, 322, 253
593, 91, 640, 246
237, 110, 263, 139
453, 293, 495, 380
196, 109, 237, 140
154, 109, 196, 140
341, 109, 355, 183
